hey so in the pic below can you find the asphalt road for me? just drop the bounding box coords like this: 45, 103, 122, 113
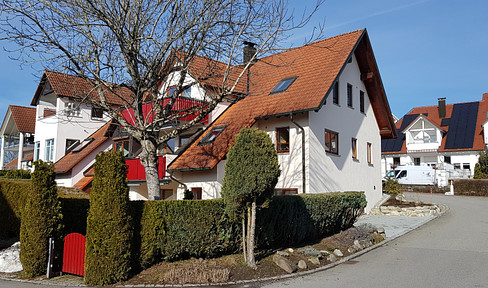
251, 193, 488, 288
1, 193, 487, 288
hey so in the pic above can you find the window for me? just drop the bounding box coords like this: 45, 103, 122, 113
34, 141, 40, 161
414, 157, 421, 166
463, 163, 470, 170
351, 138, 357, 159
276, 127, 290, 153
191, 187, 202, 200
393, 157, 400, 166
397, 170, 407, 178
168, 86, 191, 98
444, 156, 451, 164
66, 102, 81, 117
367, 142, 372, 164
178, 135, 191, 147
454, 163, 461, 169
199, 126, 226, 145
114, 139, 130, 157
360, 90, 365, 113
347, 83, 353, 108
45, 139, 54, 162
65, 139, 79, 154
270, 76, 298, 94
332, 81, 339, 105
274, 188, 298, 196
324, 129, 339, 154
91, 107, 104, 119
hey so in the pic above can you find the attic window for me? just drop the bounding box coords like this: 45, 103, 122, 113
71, 138, 94, 153
270, 76, 297, 94
198, 126, 226, 146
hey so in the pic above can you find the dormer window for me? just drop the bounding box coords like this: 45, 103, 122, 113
199, 126, 226, 145
270, 76, 297, 94
409, 119, 437, 144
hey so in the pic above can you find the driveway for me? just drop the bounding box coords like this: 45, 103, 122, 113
253, 192, 488, 288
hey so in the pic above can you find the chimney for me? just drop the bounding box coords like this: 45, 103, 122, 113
438, 97, 446, 119
243, 41, 257, 65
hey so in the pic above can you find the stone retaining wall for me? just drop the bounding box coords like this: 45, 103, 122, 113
370, 205, 440, 217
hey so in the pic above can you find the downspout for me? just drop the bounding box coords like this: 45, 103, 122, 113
168, 170, 188, 195
290, 113, 306, 194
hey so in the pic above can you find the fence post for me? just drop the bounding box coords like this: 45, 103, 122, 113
46, 237, 54, 278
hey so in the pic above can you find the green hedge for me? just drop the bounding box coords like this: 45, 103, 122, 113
0, 180, 30, 239
453, 179, 488, 196
0, 169, 31, 179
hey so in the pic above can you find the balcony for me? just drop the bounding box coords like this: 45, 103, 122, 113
126, 155, 166, 180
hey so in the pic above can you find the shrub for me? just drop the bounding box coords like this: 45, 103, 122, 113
0, 180, 31, 239
452, 179, 488, 196
19, 161, 63, 277
0, 169, 31, 179
473, 149, 488, 179
383, 178, 400, 195
85, 151, 132, 285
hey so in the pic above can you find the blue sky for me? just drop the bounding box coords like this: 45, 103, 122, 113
1, 0, 487, 120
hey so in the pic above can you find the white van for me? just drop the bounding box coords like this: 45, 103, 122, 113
384, 166, 435, 185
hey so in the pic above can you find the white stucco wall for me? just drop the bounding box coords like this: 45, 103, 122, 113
308, 54, 382, 212
174, 161, 225, 200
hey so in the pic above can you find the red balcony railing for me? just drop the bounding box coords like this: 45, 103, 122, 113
126, 156, 166, 180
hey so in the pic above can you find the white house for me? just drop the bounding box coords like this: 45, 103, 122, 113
382, 94, 488, 185
0, 105, 36, 170
167, 29, 397, 212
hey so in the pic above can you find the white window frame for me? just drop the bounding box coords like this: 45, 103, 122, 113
45, 139, 54, 162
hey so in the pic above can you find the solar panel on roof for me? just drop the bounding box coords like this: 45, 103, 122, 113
381, 114, 420, 152
441, 118, 450, 127
444, 102, 479, 149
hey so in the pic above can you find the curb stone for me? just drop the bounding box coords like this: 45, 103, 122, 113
0, 204, 449, 288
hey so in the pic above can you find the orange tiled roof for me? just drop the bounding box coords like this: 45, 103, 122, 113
54, 122, 112, 174
8, 105, 36, 133
73, 176, 93, 191
31, 71, 134, 107
169, 29, 396, 171
4, 152, 33, 169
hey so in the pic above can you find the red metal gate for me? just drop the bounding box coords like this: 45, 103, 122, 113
62, 233, 86, 276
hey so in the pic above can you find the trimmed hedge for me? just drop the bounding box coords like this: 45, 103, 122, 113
453, 179, 488, 196
20, 161, 63, 277
0, 169, 31, 179
131, 192, 366, 270
85, 151, 132, 285
0, 180, 30, 239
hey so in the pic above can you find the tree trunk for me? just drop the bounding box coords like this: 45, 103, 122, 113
246, 200, 257, 268
139, 139, 161, 200
242, 213, 247, 263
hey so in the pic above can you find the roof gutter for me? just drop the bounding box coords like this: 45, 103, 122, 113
289, 113, 306, 194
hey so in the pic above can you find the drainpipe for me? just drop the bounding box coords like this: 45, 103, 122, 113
290, 113, 306, 194
168, 170, 188, 197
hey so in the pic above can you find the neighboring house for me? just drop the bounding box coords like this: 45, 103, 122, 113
163, 29, 397, 213
0, 105, 36, 170
30, 71, 130, 165
381, 94, 488, 185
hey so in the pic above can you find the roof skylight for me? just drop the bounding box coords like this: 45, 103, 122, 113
198, 126, 226, 146
270, 76, 298, 94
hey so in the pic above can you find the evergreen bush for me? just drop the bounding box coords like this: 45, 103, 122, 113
474, 149, 488, 179
383, 178, 400, 195
85, 150, 132, 285
0, 180, 30, 239
0, 169, 31, 179
19, 161, 62, 277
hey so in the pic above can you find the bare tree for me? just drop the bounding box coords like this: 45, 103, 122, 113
0, 0, 323, 199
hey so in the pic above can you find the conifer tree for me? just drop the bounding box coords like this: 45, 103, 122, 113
221, 128, 280, 268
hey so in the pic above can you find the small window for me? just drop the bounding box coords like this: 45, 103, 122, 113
414, 157, 421, 166
347, 83, 353, 108
367, 142, 372, 164
66, 102, 81, 117
324, 129, 339, 155
454, 163, 461, 169
274, 188, 298, 196
199, 126, 226, 145
360, 90, 365, 113
191, 187, 202, 200
65, 139, 79, 154
114, 139, 129, 157
45, 139, 54, 162
91, 107, 104, 119
34, 141, 40, 161
332, 81, 339, 105
276, 127, 290, 153
444, 156, 451, 164
393, 157, 400, 166
270, 76, 298, 94
351, 138, 357, 159
463, 163, 470, 170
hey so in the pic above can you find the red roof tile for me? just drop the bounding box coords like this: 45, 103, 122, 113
31, 71, 134, 107
8, 105, 36, 133
54, 122, 112, 174
169, 29, 396, 171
